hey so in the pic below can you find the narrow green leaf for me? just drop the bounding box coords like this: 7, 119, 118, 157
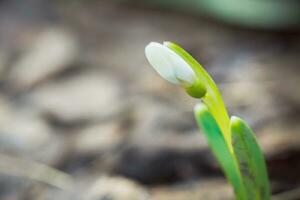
165, 42, 232, 150
194, 103, 246, 200
231, 116, 270, 200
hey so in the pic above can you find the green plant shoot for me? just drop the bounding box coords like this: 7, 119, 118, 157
145, 41, 270, 200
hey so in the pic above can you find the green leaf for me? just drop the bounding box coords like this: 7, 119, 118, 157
231, 116, 270, 200
194, 103, 246, 200
165, 42, 232, 150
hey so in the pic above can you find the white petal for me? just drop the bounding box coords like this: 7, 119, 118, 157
145, 42, 196, 85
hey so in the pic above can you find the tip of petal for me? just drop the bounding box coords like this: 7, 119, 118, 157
145, 42, 180, 84
145, 41, 196, 86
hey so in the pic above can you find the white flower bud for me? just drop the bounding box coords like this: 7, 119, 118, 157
145, 42, 196, 86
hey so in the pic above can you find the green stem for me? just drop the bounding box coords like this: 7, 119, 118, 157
165, 42, 232, 150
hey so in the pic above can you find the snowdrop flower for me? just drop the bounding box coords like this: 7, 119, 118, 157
145, 42, 197, 87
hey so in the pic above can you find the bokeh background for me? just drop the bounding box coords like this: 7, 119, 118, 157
0, 0, 300, 199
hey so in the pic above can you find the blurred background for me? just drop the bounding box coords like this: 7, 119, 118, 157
0, 0, 300, 199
